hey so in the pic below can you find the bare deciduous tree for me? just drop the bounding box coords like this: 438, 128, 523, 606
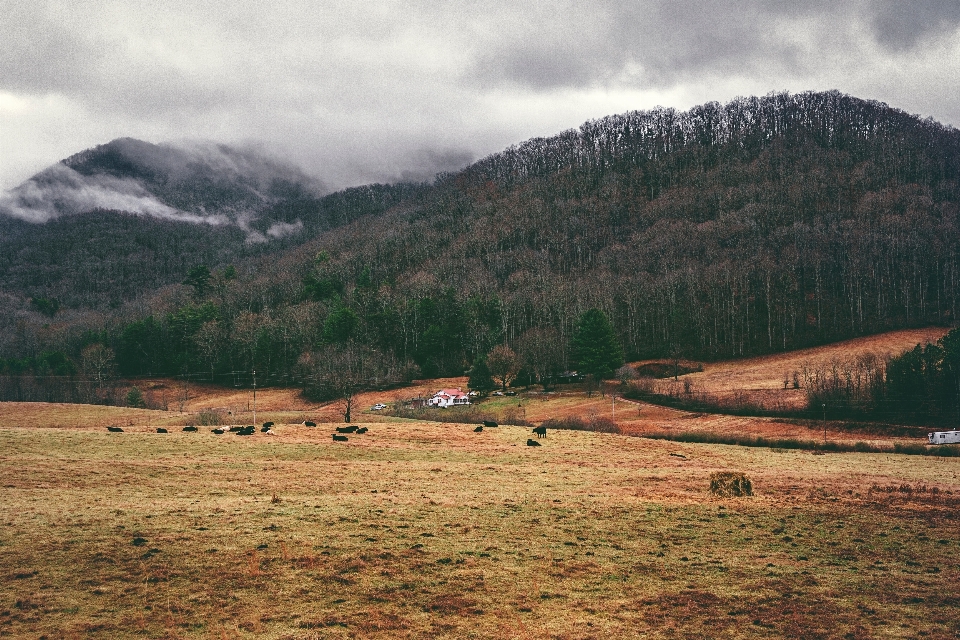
81, 343, 115, 401
517, 327, 563, 389
299, 342, 415, 422
487, 344, 520, 393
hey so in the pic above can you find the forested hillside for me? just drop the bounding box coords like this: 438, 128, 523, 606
0, 155, 424, 309
2, 91, 959, 409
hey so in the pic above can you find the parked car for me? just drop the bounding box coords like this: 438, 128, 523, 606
370, 403, 387, 411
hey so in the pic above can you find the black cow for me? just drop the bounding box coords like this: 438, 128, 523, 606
526, 439, 541, 447
483, 420, 499, 428
532, 426, 547, 438
236, 427, 255, 436
183, 426, 198, 432
107, 426, 123, 433
156, 428, 168, 433
473, 425, 483, 433
304, 421, 317, 427
260, 426, 271, 432
356, 427, 368, 434
262, 421, 274, 429
336, 426, 359, 433
332, 434, 349, 442
212, 428, 224, 434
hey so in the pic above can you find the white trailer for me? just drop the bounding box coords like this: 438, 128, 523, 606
928, 430, 960, 444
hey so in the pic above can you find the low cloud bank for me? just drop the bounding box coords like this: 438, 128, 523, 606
0, 163, 216, 224
0, 138, 318, 241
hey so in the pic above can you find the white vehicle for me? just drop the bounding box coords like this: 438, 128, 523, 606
370, 403, 387, 411
928, 430, 960, 444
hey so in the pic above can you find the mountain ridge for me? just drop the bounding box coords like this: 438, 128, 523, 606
1, 137, 326, 228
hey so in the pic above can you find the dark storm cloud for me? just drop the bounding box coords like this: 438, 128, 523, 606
2, 0, 960, 194
467, 0, 954, 91
870, 0, 960, 50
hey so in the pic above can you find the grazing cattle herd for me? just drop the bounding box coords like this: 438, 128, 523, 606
104, 415, 549, 446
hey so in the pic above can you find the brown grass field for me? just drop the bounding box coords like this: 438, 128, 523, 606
635, 327, 949, 411
2, 331, 959, 638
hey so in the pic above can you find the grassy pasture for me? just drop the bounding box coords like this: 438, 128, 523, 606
1, 414, 959, 639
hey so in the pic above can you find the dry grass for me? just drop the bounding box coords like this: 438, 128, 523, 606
1, 410, 959, 638
0, 402, 182, 429
2, 333, 958, 637
633, 327, 948, 410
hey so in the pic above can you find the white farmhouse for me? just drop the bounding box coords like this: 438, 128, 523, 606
427, 388, 471, 408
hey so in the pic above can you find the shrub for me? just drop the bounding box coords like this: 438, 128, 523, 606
500, 406, 531, 427
388, 403, 532, 426
709, 472, 753, 497
539, 415, 620, 434
634, 361, 703, 378
390, 405, 494, 425
197, 409, 226, 426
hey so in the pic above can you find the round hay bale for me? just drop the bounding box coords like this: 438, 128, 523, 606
709, 471, 753, 497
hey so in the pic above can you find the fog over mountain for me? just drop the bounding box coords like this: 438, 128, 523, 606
0, 138, 324, 242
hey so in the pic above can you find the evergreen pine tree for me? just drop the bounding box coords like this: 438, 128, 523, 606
571, 308, 624, 380
468, 357, 495, 394
126, 386, 146, 408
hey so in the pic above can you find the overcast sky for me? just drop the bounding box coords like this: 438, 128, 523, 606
3, 0, 960, 192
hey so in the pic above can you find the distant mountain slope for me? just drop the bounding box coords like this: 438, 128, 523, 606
2, 137, 323, 228
239, 90, 960, 371
0, 139, 425, 308
0, 211, 247, 308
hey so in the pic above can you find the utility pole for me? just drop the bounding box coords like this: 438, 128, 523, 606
612, 394, 616, 420
822, 403, 826, 443
252, 370, 257, 428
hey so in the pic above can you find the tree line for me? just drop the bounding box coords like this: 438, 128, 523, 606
804, 328, 960, 426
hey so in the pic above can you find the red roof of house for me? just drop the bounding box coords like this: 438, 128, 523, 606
435, 388, 468, 398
